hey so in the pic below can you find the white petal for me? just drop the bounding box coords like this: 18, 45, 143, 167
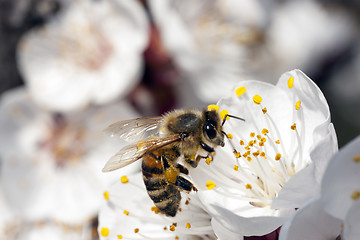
211, 218, 244, 240
279, 196, 342, 240
343, 199, 360, 240
321, 135, 360, 220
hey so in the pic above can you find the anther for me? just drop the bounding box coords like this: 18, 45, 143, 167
235, 86, 247, 96
207, 104, 220, 111
288, 76, 294, 88
186, 223, 191, 229
351, 191, 360, 200
295, 101, 301, 110
246, 184, 252, 189
121, 176, 129, 183
206, 181, 216, 190
123, 210, 129, 215
353, 156, 360, 163
262, 107, 267, 114
234, 165, 239, 171
100, 227, 109, 237
275, 153, 282, 161
250, 132, 255, 138
134, 228, 139, 233
103, 191, 110, 200
253, 95, 263, 105
291, 123, 297, 130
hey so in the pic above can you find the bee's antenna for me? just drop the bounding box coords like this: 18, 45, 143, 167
222, 114, 245, 126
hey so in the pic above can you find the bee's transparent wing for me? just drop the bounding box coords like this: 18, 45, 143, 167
102, 135, 181, 172
104, 117, 163, 143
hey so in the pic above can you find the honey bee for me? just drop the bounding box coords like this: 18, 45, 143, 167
102, 108, 241, 217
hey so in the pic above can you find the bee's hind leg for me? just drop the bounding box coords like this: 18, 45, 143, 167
175, 176, 197, 192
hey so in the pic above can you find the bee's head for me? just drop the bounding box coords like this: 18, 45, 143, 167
201, 110, 225, 151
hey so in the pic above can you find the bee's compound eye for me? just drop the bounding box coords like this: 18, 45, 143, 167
204, 122, 217, 139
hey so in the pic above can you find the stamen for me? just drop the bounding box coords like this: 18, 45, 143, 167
103, 191, 110, 200
234, 165, 239, 171
123, 210, 129, 216
226, 133, 233, 139
151, 206, 160, 214
295, 100, 301, 110
100, 227, 109, 237
291, 123, 297, 130
235, 86, 247, 96
240, 140, 245, 145
220, 109, 230, 121
261, 128, 269, 135
186, 223, 191, 229
207, 104, 220, 111
253, 95, 263, 105
250, 132, 255, 138
134, 228, 139, 233
117, 235, 123, 239
262, 107, 267, 114
351, 191, 360, 200
275, 153, 281, 161
288, 76, 294, 88
121, 176, 129, 183
206, 181, 216, 190
205, 158, 212, 165
246, 184, 252, 189
170, 224, 176, 231
275, 140, 280, 144
353, 156, 360, 163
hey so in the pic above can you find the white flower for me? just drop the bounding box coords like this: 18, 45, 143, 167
189, 69, 337, 236
98, 172, 216, 240
279, 135, 360, 240
0, 87, 138, 226
149, 0, 268, 102
17, 0, 149, 112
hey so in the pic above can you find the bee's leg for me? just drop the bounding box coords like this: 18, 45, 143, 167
175, 176, 198, 192
175, 163, 189, 175
184, 154, 200, 168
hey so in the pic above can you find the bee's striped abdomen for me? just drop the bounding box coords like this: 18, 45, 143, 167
142, 153, 181, 217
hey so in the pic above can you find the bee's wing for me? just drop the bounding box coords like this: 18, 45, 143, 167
102, 134, 181, 172
104, 117, 163, 143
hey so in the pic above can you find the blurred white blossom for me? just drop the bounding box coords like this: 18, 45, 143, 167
279, 135, 360, 240
17, 0, 149, 112
190, 70, 337, 237
0, 87, 139, 232
98, 172, 216, 240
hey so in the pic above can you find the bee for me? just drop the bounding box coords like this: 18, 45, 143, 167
102, 108, 242, 216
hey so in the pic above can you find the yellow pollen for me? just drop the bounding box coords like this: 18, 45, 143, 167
185, 199, 190, 205
170, 224, 176, 231
295, 100, 301, 110
262, 107, 267, 114
220, 109, 230, 121
253, 151, 260, 157
234, 151, 241, 158
121, 176, 129, 183
257, 135, 261, 140
275, 153, 282, 160
275, 140, 280, 144
353, 156, 360, 163
117, 235, 123, 239
259, 142, 264, 147
253, 95, 263, 105
261, 128, 269, 135
351, 191, 360, 200
249, 140, 254, 146
134, 228, 139, 233
260, 152, 266, 158
288, 76, 294, 88
189, 154, 196, 161
234, 165, 239, 171
175, 236, 179, 240
226, 133, 233, 139
246, 184, 252, 189
206, 181, 216, 190
103, 191, 110, 200
235, 86, 247, 96
240, 140, 245, 145
100, 227, 109, 237
164, 227, 167, 231
261, 137, 266, 143
250, 132, 255, 138
207, 104, 220, 111
205, 158, 212, 165
244, 146, 250, 150
246, 151, 250, 155
123, 210, 129, 216
291, 123, 297, 130
243, 153, 248, 158
151, 206, 160, 214
247, 156, 252, 162
186, 223, 191, 229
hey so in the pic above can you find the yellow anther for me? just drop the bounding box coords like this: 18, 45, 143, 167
163, 227, 167, 231
227, 133, 233, 140
250, 132, 255, 138
288, 76, 294, 88
291, 123, 297, 130
275, 153, 282, 160
243, 152, 248, 158
220, 109, 230, 121
121, 176, 129, 183
261, 128, 269, 135
100, 228, 109, 237
246, 184, 252, 189
245, 146, 250, 150
351, 191, 360, 200
257, 135, 261, 140
261, 137, 267, 143
206, 181, 216, 190
134, 228, 139, 233
260, 152, 266, 158
117, 235, 123, 239
253, 95, 263, 105
103, 191, 110, 200
253, 151, 260, 157
240, 140, 245, 145
234, 151, 241, 158
186, 223, 191, 229
249, 140, 254, 146
353, 156, 360, 163
246, 151, 250, 155
234, 165, 239, 171
235, 86, 247, 96
175, 236, 180, 240
207, 104, 220, 111
170, 224, 176, 231
247, 156, 252, 162
259, 142, 264, 147
123, 210, 129, 216
262, 107, 267, 114
185, 199, 190, 205
205, 158, 212, 165
295, 100, 301, 110
275, 140, 280, 144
